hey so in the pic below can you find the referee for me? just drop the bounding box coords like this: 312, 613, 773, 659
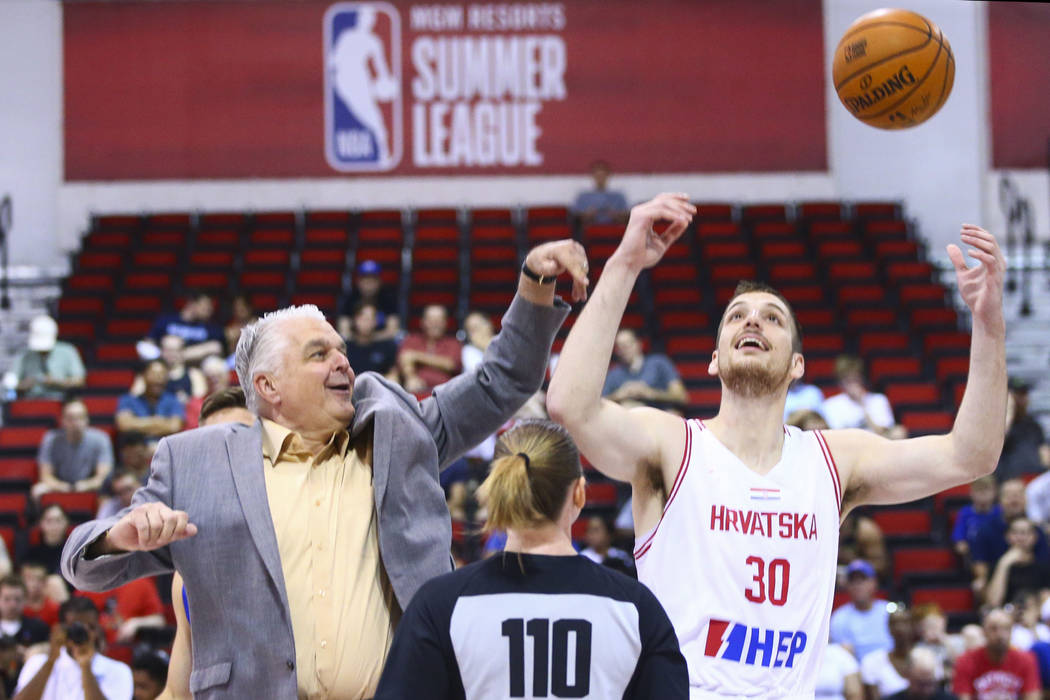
374, 420, 687, 699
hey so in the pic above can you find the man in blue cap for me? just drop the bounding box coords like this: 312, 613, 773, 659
337, 259, 401, 341
830, 559, 894, 661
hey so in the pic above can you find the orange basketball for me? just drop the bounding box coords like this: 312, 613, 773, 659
832, 8, 955, 130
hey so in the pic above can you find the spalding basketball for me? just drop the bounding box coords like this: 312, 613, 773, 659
833, 8, 954, 129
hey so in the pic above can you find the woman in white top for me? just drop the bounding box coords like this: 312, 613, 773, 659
860, 606, 914, 699
815, 642, 862, 700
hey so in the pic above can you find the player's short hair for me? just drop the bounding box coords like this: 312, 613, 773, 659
716, 281, 803, 354
479, 420, 582, 532
199, 387, 248, 424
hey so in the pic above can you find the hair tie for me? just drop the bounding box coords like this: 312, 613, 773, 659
517, 452, 531, 470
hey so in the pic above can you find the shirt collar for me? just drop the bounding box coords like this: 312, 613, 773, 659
260, 417, 350, 464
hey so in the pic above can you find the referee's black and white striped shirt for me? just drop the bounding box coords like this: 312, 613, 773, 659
375, 552, 688, 699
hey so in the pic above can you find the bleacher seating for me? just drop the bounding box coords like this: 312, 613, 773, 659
0, 198, 978, 619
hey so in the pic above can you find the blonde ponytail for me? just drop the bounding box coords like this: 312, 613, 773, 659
480, 420, 582, 533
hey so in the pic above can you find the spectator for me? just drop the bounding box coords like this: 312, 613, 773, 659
460, 310, 494, 374
19, 562, 59, 628
839, 514, 890, 583
788, 409, 830, 432
984, 518, 1050, 607
822, 355, 901, 436
114, 361, 184, 440
997, 379, 1050, 482
954, 476, 1000, 561
784, 379, 826, 423
0, 577, 49, 649
96, 473, 139, 521
345, 303, 398, 379
0, 635, 18, 699
112, 432, 151, 487
143, 290, 223, 364
815, 640, 863, 700
2, 315, 85, 400
182, 355, 232, 430
130, 651, 166, 700
398, 304, 462, 394
602, 329, 687, 410
24, 506, 70, 577
861, 605, 919, 699
197, 386, 253, 428
571, 159, 629, 224
886, 647, 956, 700
1009, 591, 1050, 651
972, 480, 1050, 598
916, 607, 966, 682
953, 608, 1040, 700
223, 293, 257, 354
336, 259, 400, 342
579, 515, 635, 577
77, 577, 165, 646
830, 560, 893, 661
14, 597, 133, 700
129, 336, 204, 404
32, 398, 113, 500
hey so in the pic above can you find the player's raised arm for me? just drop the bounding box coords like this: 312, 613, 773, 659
547, 194, 694, 485
826, 225, 1007, 511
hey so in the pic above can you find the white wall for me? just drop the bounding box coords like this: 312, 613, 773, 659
0, 0, 63, 269
823, 0, 989, 257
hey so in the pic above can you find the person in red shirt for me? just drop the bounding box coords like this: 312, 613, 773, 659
76, 578, 165, 646
19, 561, 60, 628
954, 607, 1040, 700
398, 304, 462, 394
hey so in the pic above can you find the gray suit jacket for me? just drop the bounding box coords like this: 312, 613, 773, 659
62, 294, 568, 698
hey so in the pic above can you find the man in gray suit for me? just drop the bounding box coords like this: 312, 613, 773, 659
61, 239, 588, 699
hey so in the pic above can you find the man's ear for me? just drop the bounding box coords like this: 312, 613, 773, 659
708, 350, 719, 377
790, 353, 805, 382
254, 373, 279, 408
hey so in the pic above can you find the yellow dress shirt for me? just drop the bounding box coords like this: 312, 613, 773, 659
261, 418, 397, 700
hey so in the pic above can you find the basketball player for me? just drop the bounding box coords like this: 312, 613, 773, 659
547, 193, 1006, 697
373, 420, 688, 699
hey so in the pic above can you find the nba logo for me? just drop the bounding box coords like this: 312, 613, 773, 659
324, 2, 402, 171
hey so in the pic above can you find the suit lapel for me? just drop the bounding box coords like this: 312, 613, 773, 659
225, 424, 290, 612
351, 391, 390, 511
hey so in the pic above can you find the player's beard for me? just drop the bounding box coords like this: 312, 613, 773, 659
719, 353, 793, 399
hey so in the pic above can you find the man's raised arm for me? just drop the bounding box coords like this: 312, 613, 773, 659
548, 194, 694, 484
826, 225, 1008, 510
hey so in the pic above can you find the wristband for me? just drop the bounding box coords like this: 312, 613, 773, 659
521, 261, 556, 285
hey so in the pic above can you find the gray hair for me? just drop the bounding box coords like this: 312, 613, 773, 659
235, 305, 327, 412
908, 646, 942, 679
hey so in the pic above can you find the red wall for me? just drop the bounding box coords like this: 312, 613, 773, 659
64, 0, 827, 180
988, 3, 1050, 169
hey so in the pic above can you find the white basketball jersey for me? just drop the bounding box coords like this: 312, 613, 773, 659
635, 420, 842, 698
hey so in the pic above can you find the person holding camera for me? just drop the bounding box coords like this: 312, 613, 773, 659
14, 597, 132, 700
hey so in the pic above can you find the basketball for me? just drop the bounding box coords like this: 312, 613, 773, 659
832, 8, 955, 130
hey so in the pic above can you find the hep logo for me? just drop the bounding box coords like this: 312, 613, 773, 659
704, 619, 807, 668
324, 2, 403, 171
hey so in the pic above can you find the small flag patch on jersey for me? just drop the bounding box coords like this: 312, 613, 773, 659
750, 487, 781, 501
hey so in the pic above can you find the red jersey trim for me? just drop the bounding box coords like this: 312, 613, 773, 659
815, 430, 842, 515
634, 418, 696, 559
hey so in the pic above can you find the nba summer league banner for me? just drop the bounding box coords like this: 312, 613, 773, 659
63, 1, 830, 179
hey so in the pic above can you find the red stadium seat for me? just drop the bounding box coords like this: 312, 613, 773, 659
654, 287, 702, 306
585, 482, 619, 508
660, 310, 710, 332
868, 357, 921, 383
702, 242, 750, 260
893, 547, 959, 580
808, 220, 852, 238
6, 399, 61, 421
750, 222, 795, 240
845, 308, 897, 328
911, 307, 958, 330
114, 295, 162, 314
303, 227, 349, 247
667, 336, 715, 356
195, 229, 239, 248
741, 204, 787, 222
759, 241, 807, 260
0, 493, 29, 527
296, 269, 342, 289
0, 459, 39, 489
243, 249, 291, 267
697, 222, 742, 239
923, 332, 970, 355
798, 202, 844, 220
250, 228, 294, 247
81, 395, 119, 416
769, 262, 817, 283
901, 411, 954, 435
885, 383, 940, 408
132, 250, 177, 268
78, 252, 124, 271
910, 587, 973, 615
188, 250, 235, 269
141, 231, 184, 248
870, 508, 931, 537
858, 331, 911, 355
40, 492, 99, 518
86, 369, 135, 390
